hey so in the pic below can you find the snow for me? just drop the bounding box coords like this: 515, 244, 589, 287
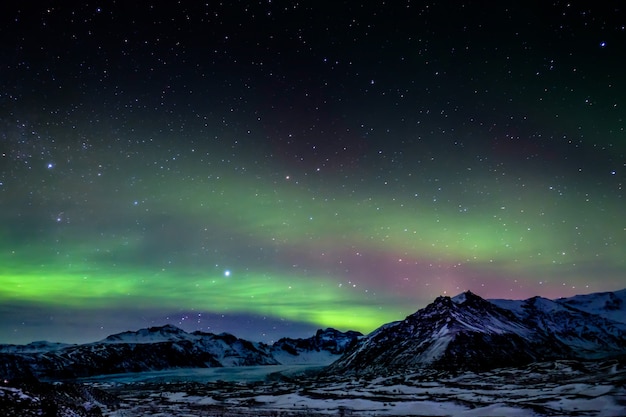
490, 298, 525, 314
79, 364, 328, 384
0, 386, 37, 401
162, 391, 219, 405
418, 334, 451, 363
452, 292, 467, 304
558, 289, 626, 324
254, 392, 475, 415
492, 290, 626, 326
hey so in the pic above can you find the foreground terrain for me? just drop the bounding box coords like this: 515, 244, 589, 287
3, 359, 625, 416
81, 358, 625, 416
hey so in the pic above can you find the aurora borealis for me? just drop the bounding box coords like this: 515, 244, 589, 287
1, 2, 625, 344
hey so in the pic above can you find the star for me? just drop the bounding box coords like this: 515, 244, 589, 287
0, 1, 623, 345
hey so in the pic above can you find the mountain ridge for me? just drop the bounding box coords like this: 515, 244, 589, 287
1, 288, 624, 380
0, 326, 361, 381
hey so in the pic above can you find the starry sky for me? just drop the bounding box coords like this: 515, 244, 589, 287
1, 2, 625, 344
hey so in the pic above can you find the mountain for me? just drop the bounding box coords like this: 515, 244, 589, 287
0, 331, 270, 380
2, 288, 624, 381
271, 328, 362, 365
0, 325, 360, 381
0, 326, 275, 380
491, 295, 626, 359
326, 291, 558, 375
0, 341, 73, 354
99, 323, 191, 343
327, 290, 626, 376
556, 288, 626, 324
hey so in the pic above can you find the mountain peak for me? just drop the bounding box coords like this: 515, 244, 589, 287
451, 290, 481, 305
101, 324, 189, 343
413, 291, 493, 321
149, 324, 185, 333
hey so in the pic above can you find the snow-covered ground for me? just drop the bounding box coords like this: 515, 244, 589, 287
93, 359, 626, 417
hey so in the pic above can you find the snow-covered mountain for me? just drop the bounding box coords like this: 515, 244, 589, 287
2, 288, 624, 381
101, 324, 279, 367
328, 290, 626, 376
491, 295, 626, 359
326, 291, 556, 375
99, 323, 192, 344
0, 325, 360, 380
1, 332, 265, 380
556, 288, 626, 324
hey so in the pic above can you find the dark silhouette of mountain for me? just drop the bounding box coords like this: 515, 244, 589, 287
271, 328, 362, 364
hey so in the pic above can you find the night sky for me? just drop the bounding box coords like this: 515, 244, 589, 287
1, 2, 625, 344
